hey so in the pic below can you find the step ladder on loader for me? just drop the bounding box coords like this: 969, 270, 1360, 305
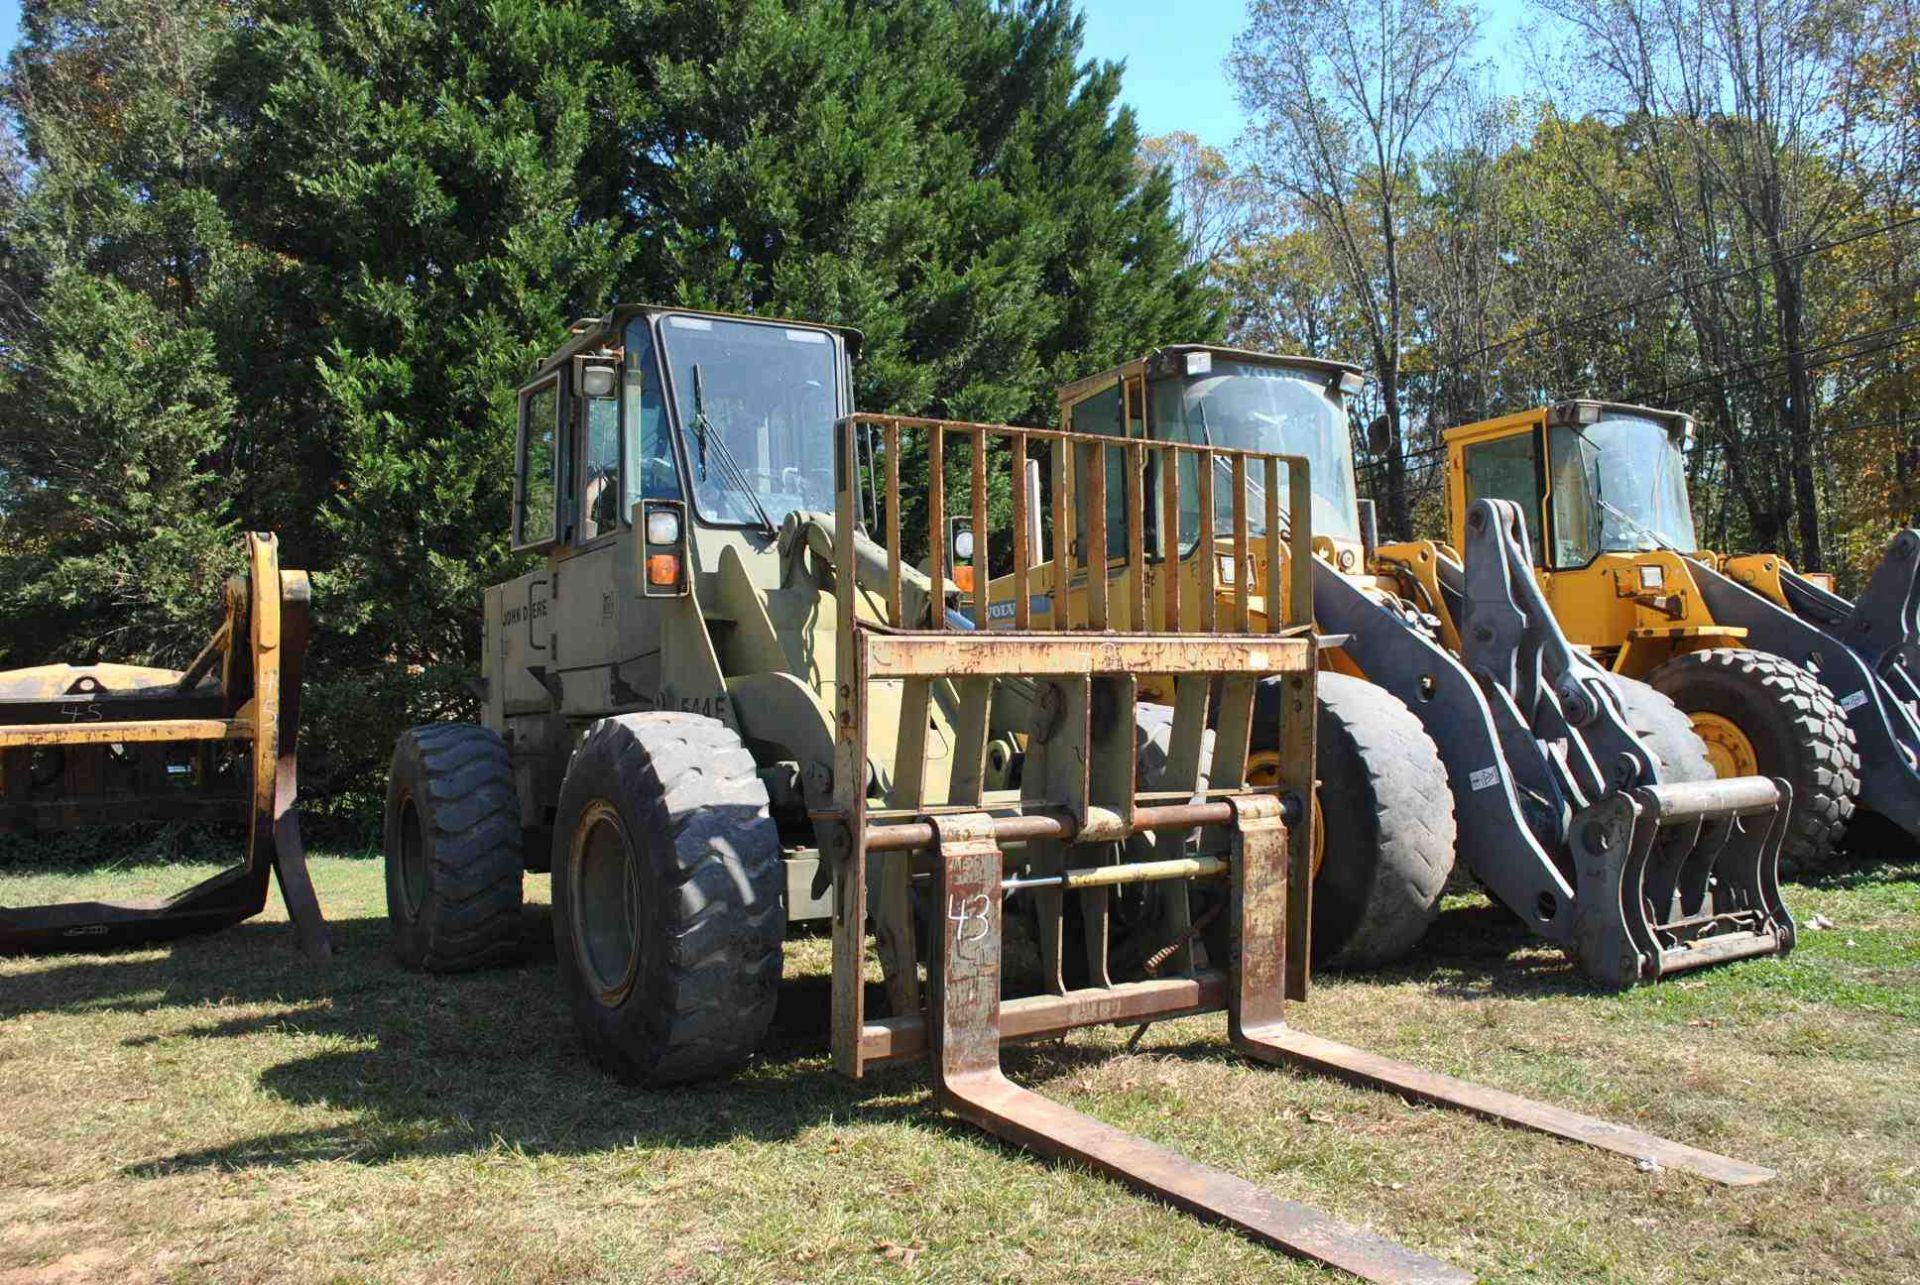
825, 414, 1772, 1284
0, 533, 330, 957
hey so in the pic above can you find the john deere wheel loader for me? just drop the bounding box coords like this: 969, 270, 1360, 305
1437, 401, 1875, 873
382, 306, 1774, 1282
994, 345, 1794, 987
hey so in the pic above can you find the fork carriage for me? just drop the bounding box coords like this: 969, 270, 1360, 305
818, 413, 1771, 1283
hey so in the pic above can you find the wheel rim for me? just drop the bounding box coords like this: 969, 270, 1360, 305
1246, 750, 1324, 877
1690, 711, 1759, 778
397, 795, 428, 918
570, 802, 640, 1003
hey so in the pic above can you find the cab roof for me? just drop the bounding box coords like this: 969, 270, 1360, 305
528, 304, 863, 382
1443, 399, 1693, 445
1056, 344, 1366, 408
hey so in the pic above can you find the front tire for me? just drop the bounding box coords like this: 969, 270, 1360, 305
1649, 648, 1860, 874
384, 724, 525, 972
1607, 674, 1716, 782
551, 713, 785, 1086
1254, 672, 1456, 970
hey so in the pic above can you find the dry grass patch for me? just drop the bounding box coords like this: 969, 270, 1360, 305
1, 852, 1915, 1282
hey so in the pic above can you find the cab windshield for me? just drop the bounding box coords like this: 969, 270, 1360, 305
1148, 358, 1361, 546
658, 314, 842, 527
1546, 414, 1698, 565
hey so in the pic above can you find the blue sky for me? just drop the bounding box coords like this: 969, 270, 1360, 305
0, 0, 1537, 149
1081, 0, 1540, 148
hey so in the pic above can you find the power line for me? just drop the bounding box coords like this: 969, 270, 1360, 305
1355, 324, 1920, 484
1449, 214, 1920, 367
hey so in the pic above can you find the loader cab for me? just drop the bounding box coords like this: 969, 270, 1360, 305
1444, 400, 1708, 665
512, 305, 858, 561
490, 306, 858, 823
1050, 346, 1368, 614
1444, 401, 1699, 569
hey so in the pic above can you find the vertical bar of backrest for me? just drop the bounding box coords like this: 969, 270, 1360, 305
1051, 436, 1071, 630
971, 429, 990, 629
1086, 439, 1109, 630
1288, 456, 1313, 629
926, 425, 946, 629
1011, 432, 1031, 629
1197, 445, 1217, 632
1265, 457, 1282, 634
830, 413, 867, 1076
885, 422, 903, 628
1162, 442, 1181, 633
1126, 441, 1147, 630
1232, 454, 1251, 633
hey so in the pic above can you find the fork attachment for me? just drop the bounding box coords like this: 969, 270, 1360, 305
828, 416, 1773, 1283
926, 805, 1468, 1285
0, 533, 330, 957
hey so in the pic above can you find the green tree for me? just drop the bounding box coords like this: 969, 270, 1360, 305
0, 0, 1216, 822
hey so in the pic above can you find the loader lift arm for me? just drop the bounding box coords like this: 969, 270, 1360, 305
1712, 531, 1920, 840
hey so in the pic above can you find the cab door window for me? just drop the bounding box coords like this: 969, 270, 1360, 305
515, 375, 562, 549
1461, 433, 1544, 562
580, 389, 621, 541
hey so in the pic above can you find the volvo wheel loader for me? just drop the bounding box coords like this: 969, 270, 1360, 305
381, 306, 1776, 1283
1437, 401, 1884, 873
986, 346, 1794, 988
0, 533, 330, 957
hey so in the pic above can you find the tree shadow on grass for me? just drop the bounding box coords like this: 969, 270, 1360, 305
0, 887, 1695, 1184
3, 910, 956, 1177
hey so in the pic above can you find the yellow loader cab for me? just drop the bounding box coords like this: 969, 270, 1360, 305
1441, 400, 1861, 871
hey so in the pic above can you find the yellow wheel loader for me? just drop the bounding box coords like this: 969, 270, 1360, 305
0, 533, 330, 956
382, 307, 1775, 1282
1436, 401, 1883, 873
985, 346, 1794, 988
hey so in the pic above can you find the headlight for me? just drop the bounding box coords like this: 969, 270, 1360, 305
1638, 564, 1665, 590
954, 529, 976, 562
579, 362, 618, 398
1217, 555, 1237, 586
646, 509, 681, 545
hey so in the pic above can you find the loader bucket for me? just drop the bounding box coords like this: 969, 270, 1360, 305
1569, 776, 1794, 988
820, 417, 1772, 1283
0, 533, 330, 958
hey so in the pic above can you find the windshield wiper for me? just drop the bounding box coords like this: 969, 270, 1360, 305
691, 363, 778, 536
1598, 497, 1680, 552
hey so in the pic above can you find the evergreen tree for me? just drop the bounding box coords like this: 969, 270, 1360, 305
0, 0, 1218, 822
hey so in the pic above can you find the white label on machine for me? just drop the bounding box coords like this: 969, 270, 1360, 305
1469, 765, 1500, 791
1840, 689, 1869, 711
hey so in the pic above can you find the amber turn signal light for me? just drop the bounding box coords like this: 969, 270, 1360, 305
646, 553, 680, 587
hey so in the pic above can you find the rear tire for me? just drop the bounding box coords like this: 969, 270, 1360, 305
384, 724, 525, 972
1649, 648, 1860, 875
551, 713, 785, 1085
1255, 672, 1455, 970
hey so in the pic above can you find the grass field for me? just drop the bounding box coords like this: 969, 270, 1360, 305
1, 851, 1915, 1283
